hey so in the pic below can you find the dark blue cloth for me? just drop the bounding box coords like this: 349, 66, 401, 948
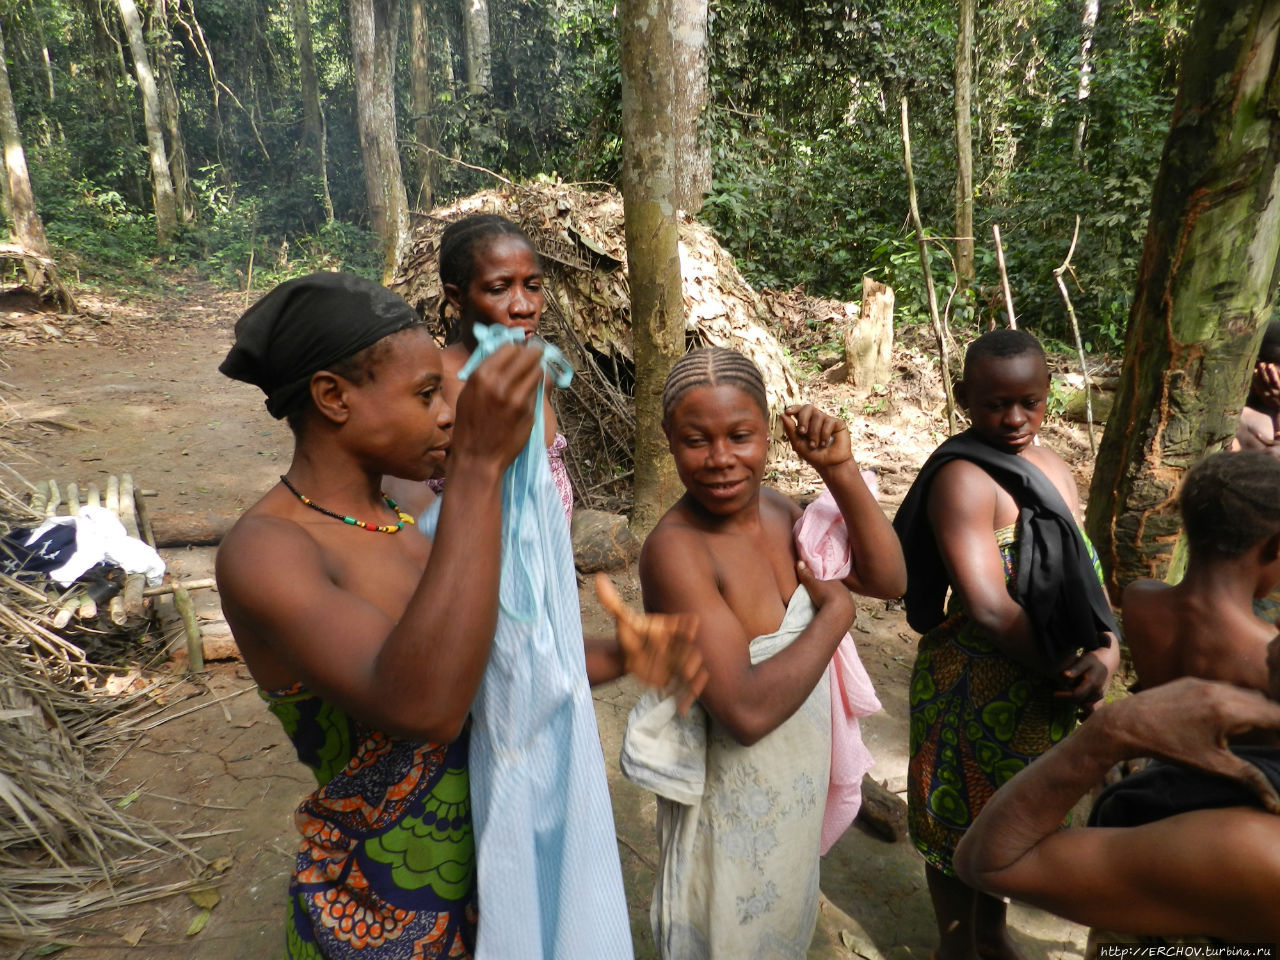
0, 523, 77, 580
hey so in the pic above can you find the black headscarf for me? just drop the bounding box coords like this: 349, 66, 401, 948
219, 272, 419, 419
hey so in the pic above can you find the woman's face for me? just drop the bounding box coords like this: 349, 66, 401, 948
447, 235, 544, 344
665, 384, 769, 517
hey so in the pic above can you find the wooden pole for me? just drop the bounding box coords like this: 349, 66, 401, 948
172, 586, 204, 673
1054, 216, 1096, 454
119, 474, 145, 620
901, 95, 957, 433
992, 224, 1017, 328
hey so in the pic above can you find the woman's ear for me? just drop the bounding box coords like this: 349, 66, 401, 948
1265, 532, 1280, 565
443, 282, 463, 315
954, 377, 968, 411
309, 371, 351, 425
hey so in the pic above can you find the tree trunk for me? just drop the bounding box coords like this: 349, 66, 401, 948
462, 0, 491, 95
292, 0, 334, 221
151, 0, 193, 223
0, 20, 51, 267
670, 0, 710, 212
409, 0, 436, 210
954, 0, 974, 290
116, 0, 178, 245
1073, 0, 1100, 159
349, 0, 410, 281
621, 0, 686, 538
1085, 0, 1280, 598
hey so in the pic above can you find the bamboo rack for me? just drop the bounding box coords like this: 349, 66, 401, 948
19, 475, 213, 673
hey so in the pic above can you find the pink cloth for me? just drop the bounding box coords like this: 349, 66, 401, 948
794, 483, 882, 855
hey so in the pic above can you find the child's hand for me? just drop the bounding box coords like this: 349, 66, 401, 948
1056, 631, 1120, 717
595, 574, 707, 715
782, 404, 854, 471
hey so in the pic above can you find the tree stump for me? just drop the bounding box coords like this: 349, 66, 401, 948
842, 277, 894, 395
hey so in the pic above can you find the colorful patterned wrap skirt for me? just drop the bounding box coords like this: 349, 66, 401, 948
906, 522, 1098, 877
262, 684, 477, 959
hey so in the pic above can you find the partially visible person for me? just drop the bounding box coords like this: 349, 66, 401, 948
215, 273, 701, 960
622, 346, 906, 959
432, 214, 574, 522
1232, 318, 1280, 456
954, 669, 1280, 945
1123, 451, 1280, 695
892, 328, 1120, 960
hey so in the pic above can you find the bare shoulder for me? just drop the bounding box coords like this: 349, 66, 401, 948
761, 486, 803, 524
1122, 577, 1172, 609
1025, 444, 1081, 509
216, 509, 327, 607
639, 512, 717, 610
927, 458, 1001, 515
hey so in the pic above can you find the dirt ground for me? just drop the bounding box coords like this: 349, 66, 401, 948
1, 278, 1092, 959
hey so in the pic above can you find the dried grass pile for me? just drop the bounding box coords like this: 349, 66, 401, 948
0, 408, 203, 942
391, 182, 802, 511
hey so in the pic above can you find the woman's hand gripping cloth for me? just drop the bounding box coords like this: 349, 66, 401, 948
423, 324, 632, 960
793, 487, 883, 855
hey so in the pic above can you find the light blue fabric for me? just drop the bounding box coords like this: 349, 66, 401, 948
422, 325, 632, 959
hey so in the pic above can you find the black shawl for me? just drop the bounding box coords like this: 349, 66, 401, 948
892, 429, 1116, 664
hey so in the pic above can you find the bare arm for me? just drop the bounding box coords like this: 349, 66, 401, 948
926, 459, 1047, 672
640, 525, 853, 746
217, 344, 545, 743
955, 678, 1280, 940
782, 404, 906, 599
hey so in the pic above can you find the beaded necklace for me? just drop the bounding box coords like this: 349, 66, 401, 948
279, 475, 414, 533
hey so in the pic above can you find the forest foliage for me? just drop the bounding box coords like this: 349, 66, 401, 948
2, 0, 1193, 351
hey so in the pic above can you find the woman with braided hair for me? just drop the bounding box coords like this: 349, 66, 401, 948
1123, 450, 1280, 696
621, 346, 905, 958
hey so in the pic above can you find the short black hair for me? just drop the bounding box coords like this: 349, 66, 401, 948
1180, 451, 1280, 558
963, 328, 1046, 380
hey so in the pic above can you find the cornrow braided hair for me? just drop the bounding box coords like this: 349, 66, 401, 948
1180, 450, 1280, 558
437, 214, 537, 340
662, 346, 769, 425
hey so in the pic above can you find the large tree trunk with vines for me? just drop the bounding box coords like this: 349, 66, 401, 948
292, 0, 333, 222
671, 0, 710, 212
0, 20, 51, 268
409, 0, 436, 211
1085, 0, 1280, 598
116, 0, 178, 246
954, 0, 974, 291
621, 0, 686, 538
462, 0, 491, 95
349, 0, 410, 281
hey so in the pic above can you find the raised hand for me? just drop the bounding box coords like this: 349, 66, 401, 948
451, 342, 545, 468
1101, 676, 1280, 813
781, 404, 854, 470
595, 574, 708, 715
